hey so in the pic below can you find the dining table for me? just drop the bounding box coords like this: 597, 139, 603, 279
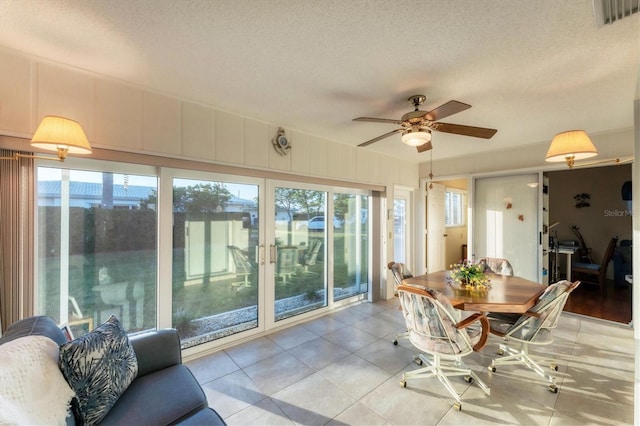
402, 269, 546, 314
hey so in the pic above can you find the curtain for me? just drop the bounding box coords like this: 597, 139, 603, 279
0, 148, 34, 333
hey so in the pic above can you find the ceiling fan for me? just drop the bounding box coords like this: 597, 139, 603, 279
353, 95, 497, 153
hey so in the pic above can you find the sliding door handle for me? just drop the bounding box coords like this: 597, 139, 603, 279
269, 244, 277, 264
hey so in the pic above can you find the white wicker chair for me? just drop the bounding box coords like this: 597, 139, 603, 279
488, 280, 580, 393
388, 261, 413, 346
478, 257, 514, 276
397, 284, 491, 411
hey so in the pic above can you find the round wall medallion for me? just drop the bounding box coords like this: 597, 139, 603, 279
272, 127, 291, 156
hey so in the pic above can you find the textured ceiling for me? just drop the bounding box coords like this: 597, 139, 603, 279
0, 0, 638, 163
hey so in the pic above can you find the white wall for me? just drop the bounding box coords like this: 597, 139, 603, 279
0, 48, 418, 189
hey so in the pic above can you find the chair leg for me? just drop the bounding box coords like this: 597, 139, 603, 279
401, 353, 490, 407
490, 342, 558, 393
393, 330, 408, 345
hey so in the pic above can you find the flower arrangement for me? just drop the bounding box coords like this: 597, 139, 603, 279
448, 259, 491, 290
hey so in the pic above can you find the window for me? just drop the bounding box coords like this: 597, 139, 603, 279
445, 190, 466, 227
36, 166, 158, 337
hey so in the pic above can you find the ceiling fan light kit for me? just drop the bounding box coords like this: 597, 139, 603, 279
353, 94, 497, 153
545, 130, 598, 169
401, 127, 431, 147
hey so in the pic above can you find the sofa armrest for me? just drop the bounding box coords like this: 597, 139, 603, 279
129, 328, 182, 377
0, 316, 67, 346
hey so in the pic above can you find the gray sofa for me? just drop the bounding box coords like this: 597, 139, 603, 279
0, 316, 225, 425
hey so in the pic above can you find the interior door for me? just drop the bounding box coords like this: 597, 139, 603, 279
427, 183, 446, 272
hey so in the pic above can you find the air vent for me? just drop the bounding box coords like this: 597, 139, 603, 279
593, 0, 640, 26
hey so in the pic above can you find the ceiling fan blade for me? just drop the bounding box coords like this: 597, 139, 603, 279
433, 122, 497, 139
424, 100, 471, 121
357, 129, 402, 147
416, 141, 433, 153
353, 117, 403, 124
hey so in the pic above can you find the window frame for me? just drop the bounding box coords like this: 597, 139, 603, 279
444, 188, 467, 228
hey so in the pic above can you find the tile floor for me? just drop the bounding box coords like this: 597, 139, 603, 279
186, 298, 635, 425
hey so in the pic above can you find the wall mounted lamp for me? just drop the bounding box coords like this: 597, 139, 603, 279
544, 130, 597, 169
0, 115, 92, 162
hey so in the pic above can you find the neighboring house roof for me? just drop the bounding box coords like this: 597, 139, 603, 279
37, 181, 257, 209
38, 181, 154, 201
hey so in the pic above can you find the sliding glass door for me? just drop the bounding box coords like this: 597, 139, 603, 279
269, 185, 370, 321
333, 192, 369, 301
272, 185, 328, 321
35, 159, 372, 352
171, 177, 260, 348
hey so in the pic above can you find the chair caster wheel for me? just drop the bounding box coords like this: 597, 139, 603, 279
497, 349, 504, 356
550, 363, 558, 371
413, 356, 423, 366
464, 375, 473, 383
490, 366, 496, 373
453, 402, 462, 411
400, 380, 407, 388
392, 339, 398, 345
548, 384, 558, 393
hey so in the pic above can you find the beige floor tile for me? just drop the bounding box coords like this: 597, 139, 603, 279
185, 350, 239, 385
329, 307, 371, 325
327, 401, 391, 426
318, 353, 391, 399
267, 324, 318, 350
224, 397, 295, 426
355, 338, 416, 374
201, 369, 266, 419
360, 373, 453, 425
225, 336, 284, 368
322, 324, 379, 352
288, 336, 351, 370
271, 373, 356, 425
551, 383, 634, 425
351, 315, 403, 338
243, 351, 315, 395
301, 314, 349, 336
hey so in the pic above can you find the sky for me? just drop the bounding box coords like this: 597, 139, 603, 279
37, 166, 258, 200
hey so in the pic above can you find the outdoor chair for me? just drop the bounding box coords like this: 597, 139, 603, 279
488, 280, 580, 393
301, 240, 322, 274
277, 246, 299, 283
228, 245, 254, 290
397, 284, 491, 411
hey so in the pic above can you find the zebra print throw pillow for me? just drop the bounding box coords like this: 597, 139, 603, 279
59, 315, 138, 425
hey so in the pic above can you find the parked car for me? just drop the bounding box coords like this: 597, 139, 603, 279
297, 215, 342, 231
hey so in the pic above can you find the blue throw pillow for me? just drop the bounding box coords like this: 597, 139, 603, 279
59, 315, 138, 425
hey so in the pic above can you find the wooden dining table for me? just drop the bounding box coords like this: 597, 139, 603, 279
402, 270, 546, 313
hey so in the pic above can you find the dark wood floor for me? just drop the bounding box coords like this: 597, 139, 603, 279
563, 279, 632, 324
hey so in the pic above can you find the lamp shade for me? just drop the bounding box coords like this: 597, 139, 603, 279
545, 130, 597, 167
401, 128, 431, 147
30, 116, 92, 157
